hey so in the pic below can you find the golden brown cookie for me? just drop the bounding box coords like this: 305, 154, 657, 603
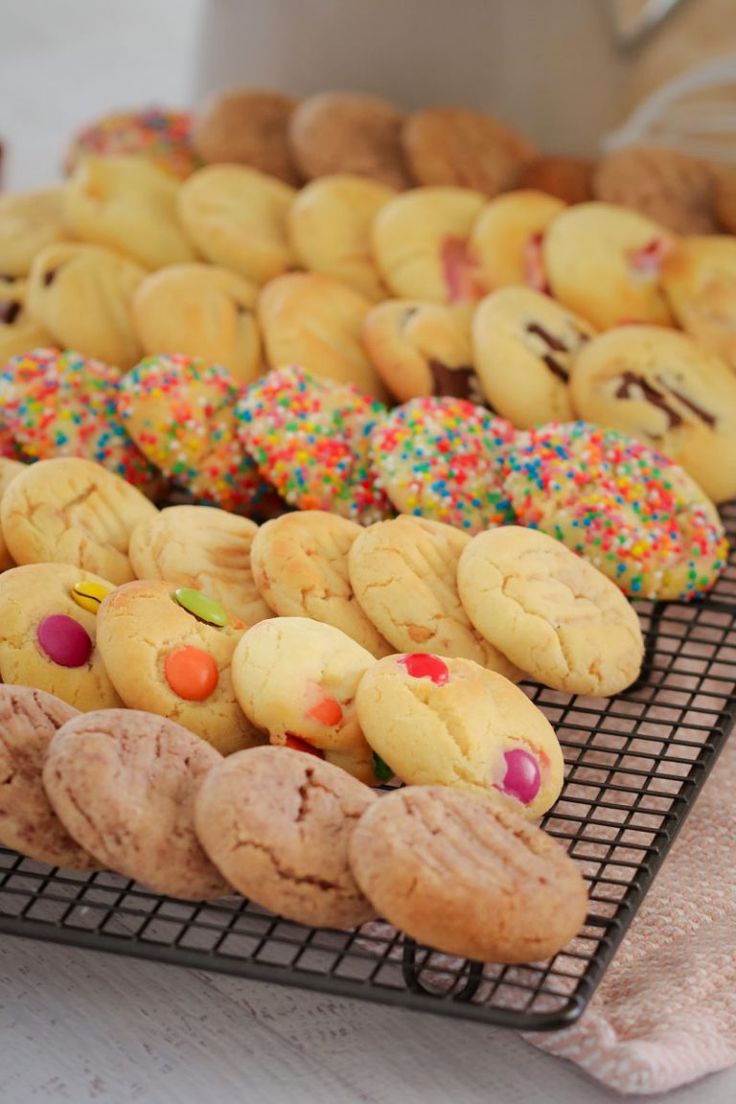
0, 187, 69, 277
518, 154, 595, 204
402, 107, 535, 196
349, 786, 588, 962
593, 146, 717, 235
43, 709, 230, 900
714, 164, 736, 233
662, 235, 736, 370
289, 92, 412, 190
192, 88, 302, 185
195, 746, 377, 927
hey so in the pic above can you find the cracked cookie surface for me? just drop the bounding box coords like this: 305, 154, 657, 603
195, 745, 377, 928
43, 708, 230, 899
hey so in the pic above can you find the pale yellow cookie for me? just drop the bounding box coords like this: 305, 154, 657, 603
287, 174, 395, 300
0, 187, 69, 277
662, 235, 736, 370
257, 272, 388, 400
26, 242, 146, 369
178, 164, 297, 284
1, 457, 157, 585
0, 457, 26, 571
0, 277, 52, 365
470, 190, 566, 290
457, 525, 644, 696
348, 515, 520, 680
250, 511, 391, 657
129, 505, 271, 625
132, 263, 262, 384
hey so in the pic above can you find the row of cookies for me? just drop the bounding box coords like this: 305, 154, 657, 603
0, 684, 588, 962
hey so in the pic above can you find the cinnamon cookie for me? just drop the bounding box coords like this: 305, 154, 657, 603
0, 187, 69, 277
132, 263, 262, 384
44, 709, 230, 899
0, 685, 94, 868
192, 88, 301, 185
361, 300, 479, 403
472, 287, 594, 428
593, 146, 717, 235
662, 235, 736, 370
518, 154, 595, 204
0, 277, 52, 365
289, 91, 411, 190
402, 107, 535, 196
470, 190, 565, 292
129, 505, 272, 625
569, 325, 736, 504
349, 786, 588, 962
249, 511, 391, 656
195, 746, 377, 927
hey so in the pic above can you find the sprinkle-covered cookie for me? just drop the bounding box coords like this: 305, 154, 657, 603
503, 421, 729, 600
65, 107, 199, 179
370, 396, 516, 532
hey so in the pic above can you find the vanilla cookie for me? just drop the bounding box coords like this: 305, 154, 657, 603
0, 187, 69, 277
372, 187, 487, 304
348, 516, 519, 680
570, 325, 736, 503
44, 709, 230, 899
661, 235, 736, 370
257, 272, 387, 399
361, 300, 480, 403
250, 511, 391, 656
1, 457, 157, 585
0, 563, 121, 711
543, 202, 674, 330
178, 164, 297, 284
0, 277, 52, 364
470, 190, 565, 291
63, 155, 196, 270
287, 175, 394, 300
349, 786, 588, 962
0, 457, 25, 570
593, 146, 717, 235
458, 526, 643, 696
96, 579, 258, 754
195, 746, 377, 926
356, 654, 564, 820
26, 242, 146, 369
289, 91, 411, 190
192, 88, 301, 185
132, 263, 262, 384
472, 287, 594, 428
0, 685, 95, 868
129, 504, 271, 625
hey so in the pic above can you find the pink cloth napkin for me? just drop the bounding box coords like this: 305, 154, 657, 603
527, 732, 736, 1095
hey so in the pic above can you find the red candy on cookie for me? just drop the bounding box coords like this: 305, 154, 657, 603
398, 652, 450, 686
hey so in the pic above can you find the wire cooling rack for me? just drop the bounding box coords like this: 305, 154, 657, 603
1, 507, 736, 1031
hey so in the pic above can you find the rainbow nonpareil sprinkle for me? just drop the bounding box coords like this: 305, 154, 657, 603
65, 107, 199, 179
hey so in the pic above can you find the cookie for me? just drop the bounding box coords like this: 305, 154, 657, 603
593, 146, 717, 235
26, 242, 146, 369
249, 511, 391, 656
372, 186, 487, 304
543, 202, 674, 330
503, 422, 729, 601
287, 175, 394, 300
470, 190, 565, 292
43, 709, 230, 899
714, 165, 736, 233
257, 272, 387, 399
132, 263, 262, 384
0, 348, 159, 488
178, 164, 297, 284
472, 287, 595, 428
370, 396, 515, 533
402, 107, 535, 196
117, 354, 270, 512
236, 365, 391, 523
569, 325, 736, 504
348, 516, 519, 680
0, 187, 69, 277
0, 277, 52, 365
192, 88, 301, 186
0, 563, 121, 711
129, 504, 272, 625
63, 155, 196, 271
661, 235, 736, 370
231, 617, 378, 780
289, 91, 411, 190
349, 786, 588, 962
355, 654, 564, 820
0, 457, 25, 570
458, 525, 643, 696
518, 154, 595, 205
96, 579, 259, 754
0, 685, 95, 868
361, 300, 480, 404
1, 456, 157, 585
195, 746, 377, 927
65, 107, 198, 180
